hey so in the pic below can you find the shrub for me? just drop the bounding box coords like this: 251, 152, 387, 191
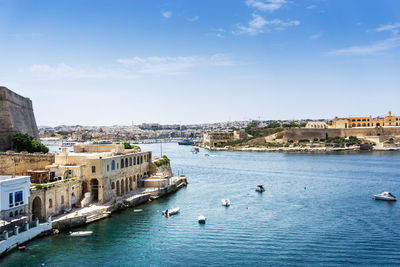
154, 155, 170, 167
12, 133, 49, 153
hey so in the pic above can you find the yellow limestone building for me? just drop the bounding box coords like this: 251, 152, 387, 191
53, 144, 152, 204
331, 111, 400, 128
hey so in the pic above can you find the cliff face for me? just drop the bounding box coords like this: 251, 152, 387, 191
0, 87, 39, 151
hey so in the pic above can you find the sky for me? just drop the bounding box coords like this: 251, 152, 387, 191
0, 0, 399, 126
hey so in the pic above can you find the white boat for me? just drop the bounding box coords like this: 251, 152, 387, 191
255, 184, 265, 193
373, 192, 396, 201
162, 207, 180, 216
198, 215, 206, 224
133, 209, 143, 213
221, 198, 231, 207
70, 231, 93, 237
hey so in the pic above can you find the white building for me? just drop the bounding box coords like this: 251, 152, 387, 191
0, 176, 30, 220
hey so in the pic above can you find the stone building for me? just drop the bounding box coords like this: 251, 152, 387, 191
330, 111, 400, 128
53, 144, 152, 205
202, 131, 234, 148
305, 121, 328, 129
0, 87, 39, 151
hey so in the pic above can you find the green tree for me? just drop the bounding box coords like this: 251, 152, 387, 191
12, 133, 49, 153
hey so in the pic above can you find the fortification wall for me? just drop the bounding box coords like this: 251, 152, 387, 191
0, 153, 55, 175
283, 127, 400, 142
0, 87, 39, 151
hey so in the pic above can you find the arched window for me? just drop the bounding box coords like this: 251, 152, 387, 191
133, 157, 136, 165
111, 160, 115, 170
125, 158, 128, 167
61, 195, 64, 205
121, 159, 124, 168
49, 199, 53, 208
14, 210, 18, 216
137, 157, 140, 165
112, 182, 115, 189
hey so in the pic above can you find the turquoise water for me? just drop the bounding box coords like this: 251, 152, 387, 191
1, 144, 400, 266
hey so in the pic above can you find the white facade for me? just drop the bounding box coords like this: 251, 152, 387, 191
0, 176, 30, 220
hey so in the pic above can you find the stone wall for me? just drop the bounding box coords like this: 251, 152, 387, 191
29, 179, 82, 220
282, 127, 400, 142
0, 87, 39, 151
0, 153, 55, 175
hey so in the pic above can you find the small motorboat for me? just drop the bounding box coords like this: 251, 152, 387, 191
204, 153, 210, 157
198, 215, 206, 224
255, 184, 265, 193
70, 231, 93, 237
221, 199, 231, 207
372, 192, 396, 201
162, 207, 180, 217
133, 209, 143, 213
191, 147, 199, 154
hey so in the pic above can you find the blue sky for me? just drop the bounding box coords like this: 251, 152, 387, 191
1, 0, 399, 126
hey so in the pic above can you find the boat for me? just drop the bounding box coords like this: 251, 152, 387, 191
198, 215, 206, 224
372, 192, 396, 201
162, 207, 180, 216
61, 142, 76, 147
191, 147, 199, 154
221, 199, 231, 207
255, 184, 265, 193
178, 139, 194, 145
133, 209, 143, 213
70, 231, 93, 237
204, 153, 210, 157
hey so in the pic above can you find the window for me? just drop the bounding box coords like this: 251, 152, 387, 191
133, 157, 136, 165
14, 210, 18, 216
121, 159, 124, 168
112, 182, 115, 189
107, 165, 109, 172
92, 166, 96, 173
9, 212, 13, 217
15, 191, 23, 205
125, 158, 128, 167
9, 193, 13, 207
111, 160, 115, 170
136, 157, 139, 165
49, 199, 53, 208
61, 195, 65, 205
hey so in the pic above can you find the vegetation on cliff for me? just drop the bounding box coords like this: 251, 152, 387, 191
122, 142, 140, 150
12, 133, 49, 153
154, 155, 170, 167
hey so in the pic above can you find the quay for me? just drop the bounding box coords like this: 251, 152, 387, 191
52, 175, 188, 231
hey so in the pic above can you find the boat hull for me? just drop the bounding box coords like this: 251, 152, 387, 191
374, 196, 396, 201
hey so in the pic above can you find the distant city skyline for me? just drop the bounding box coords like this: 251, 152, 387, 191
1, 0, 399, 126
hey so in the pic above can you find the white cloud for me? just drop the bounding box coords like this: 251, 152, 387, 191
325, 22, 400, 56
161, 11, 172, 19
117, 54, 237, 74
30, 54, 237, 79
29, 64, 138, 79
376, 22, 400, 33
246, 0, 287, 12
233, 13, 300, 35
309, 32, 323, 40
306, 5, 316, 9
325, 36, 400, 56
187, 16, 199, 22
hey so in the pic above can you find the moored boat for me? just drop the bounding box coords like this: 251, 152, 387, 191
372, 192, 396, 201
221, 198, 231, 207
255, 184, 265, 193
70, 231, 93, 237
178, 139, 194, 145
162, 207, 180, 216
198, 215, 206, 224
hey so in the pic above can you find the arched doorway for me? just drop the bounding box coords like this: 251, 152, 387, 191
90, 179, 99, 202
126, 179, 129, 192
121, 179, 125, 195
116, 180, 120, 196
32, 196, 43, 220
376, 122, 381, 127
